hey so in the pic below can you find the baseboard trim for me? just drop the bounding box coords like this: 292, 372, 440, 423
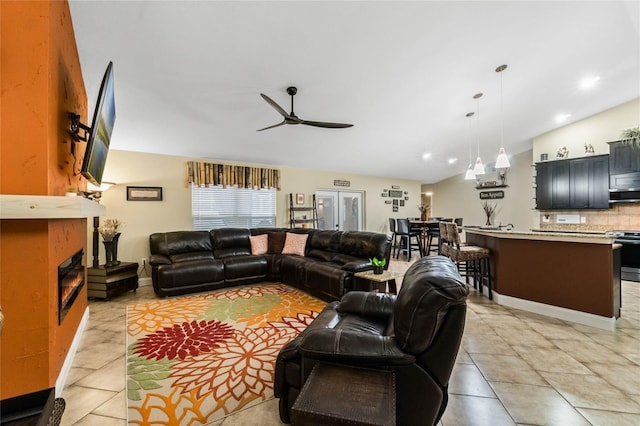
490, 290, 616, 331
55, 306, 90, 396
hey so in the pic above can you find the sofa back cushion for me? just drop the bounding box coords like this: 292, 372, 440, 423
338, 231, 390, 261
393, 256, 468, 355
150, 231, 212, 256
210, 228, 252, 258
306, 230, 341, 261
267, 231, 287, 254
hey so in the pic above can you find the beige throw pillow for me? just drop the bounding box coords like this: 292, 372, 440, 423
249, 234, 268, 255
281, 232, 308, 256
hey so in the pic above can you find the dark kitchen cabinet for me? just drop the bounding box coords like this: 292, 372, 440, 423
536, 160, 570, 209
609, 141, 640, 175
570, 158, 590, 208
553, 160, 571, 208
608, 140, 640, 193
535, 161, 553, 209
536, 154, 609, 210
589, 155, 610, 208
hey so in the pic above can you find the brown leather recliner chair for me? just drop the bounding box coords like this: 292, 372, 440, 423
274, 255, 469, 425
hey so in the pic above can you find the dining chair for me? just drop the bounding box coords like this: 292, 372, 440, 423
388, 218, 399, 258
395, 218, 423, 261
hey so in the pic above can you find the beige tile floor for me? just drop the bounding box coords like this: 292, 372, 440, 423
61, 258, 640, 425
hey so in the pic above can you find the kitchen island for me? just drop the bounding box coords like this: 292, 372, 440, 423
464, 228, 621, 330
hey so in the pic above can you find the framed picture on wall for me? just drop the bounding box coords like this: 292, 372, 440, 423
296, 193, 305, 204
127, 186, 163, 201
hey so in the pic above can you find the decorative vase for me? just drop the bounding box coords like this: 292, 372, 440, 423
373, 265, 384, 275
420, 213, 427, 221
103, 233, 121, 267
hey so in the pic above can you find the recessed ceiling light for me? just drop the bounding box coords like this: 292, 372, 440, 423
555, 113, 572, 123
422, 153, 432, 160
580, 75, 600, 90
448, 158, 458, 164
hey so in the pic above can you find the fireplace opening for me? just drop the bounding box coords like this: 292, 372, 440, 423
58, 249, 84, 324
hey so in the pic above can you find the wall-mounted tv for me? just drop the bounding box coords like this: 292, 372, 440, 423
81, 61, 116, 186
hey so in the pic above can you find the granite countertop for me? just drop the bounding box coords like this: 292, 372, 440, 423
462, 227, 617, 244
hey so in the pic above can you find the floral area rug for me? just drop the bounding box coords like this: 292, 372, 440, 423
126, 283, 326, 425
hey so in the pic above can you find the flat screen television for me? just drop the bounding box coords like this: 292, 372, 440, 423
81, 61, 115, 186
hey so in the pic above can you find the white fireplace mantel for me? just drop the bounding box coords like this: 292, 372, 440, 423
0, 195, 106, 219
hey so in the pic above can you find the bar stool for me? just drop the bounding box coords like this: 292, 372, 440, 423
395, 218, 423, 261
427, 222, 442, 255
443, 222, 492, 299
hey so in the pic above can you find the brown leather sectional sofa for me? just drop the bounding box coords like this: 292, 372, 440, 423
149, 228, 392, 301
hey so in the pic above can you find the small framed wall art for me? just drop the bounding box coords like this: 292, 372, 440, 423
127, 186, 163, 201
296, 193, 305, 204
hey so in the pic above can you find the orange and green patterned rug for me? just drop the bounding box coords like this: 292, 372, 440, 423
126, 283, 326, 425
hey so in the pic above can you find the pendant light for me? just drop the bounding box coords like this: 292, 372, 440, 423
464, 112, 476, 180
473, 92, 485, 175
494, 64, 511, 169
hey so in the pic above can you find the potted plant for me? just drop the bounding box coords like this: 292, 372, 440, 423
418, 203, 429, 221
620, 126, 640, 149
481, 201, 500, 227
370, 257, 386, 274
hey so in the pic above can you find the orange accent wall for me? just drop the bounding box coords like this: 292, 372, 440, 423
1, 0, 89, 399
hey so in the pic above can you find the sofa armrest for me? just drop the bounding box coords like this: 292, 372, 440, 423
340, 259, 373, 272
298, 329, 415, 365
149, 254, 171, 266
337, 291, 396, 318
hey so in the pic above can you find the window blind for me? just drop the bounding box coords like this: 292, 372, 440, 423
192, 185, 276, 230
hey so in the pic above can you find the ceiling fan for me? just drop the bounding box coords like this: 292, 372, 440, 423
257, 86, 353, 131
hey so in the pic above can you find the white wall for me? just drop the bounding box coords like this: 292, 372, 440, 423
423, 149, 535, 230
91, 150, 421, 265
534, 98, 640, 162
422, 98, 640, 232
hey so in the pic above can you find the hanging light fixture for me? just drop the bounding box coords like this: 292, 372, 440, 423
464, 111, 476, 180
495, 64, 511, 169
473, 92, 485, 175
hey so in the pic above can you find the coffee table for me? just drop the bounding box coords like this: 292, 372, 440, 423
353, 270, 403, 294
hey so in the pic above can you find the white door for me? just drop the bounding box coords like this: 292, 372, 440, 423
316, 190, 364, 231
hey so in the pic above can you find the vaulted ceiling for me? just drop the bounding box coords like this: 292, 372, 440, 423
69, 1, 640, 183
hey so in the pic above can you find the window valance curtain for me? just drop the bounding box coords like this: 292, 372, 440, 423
187, 161, 280, 190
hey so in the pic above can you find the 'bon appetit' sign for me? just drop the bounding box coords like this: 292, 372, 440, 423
479, 190, 504, 200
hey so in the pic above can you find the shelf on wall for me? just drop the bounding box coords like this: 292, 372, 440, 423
475, 185, 508, 190
0, 195, 106, 219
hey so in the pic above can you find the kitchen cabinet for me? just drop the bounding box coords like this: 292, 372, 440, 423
535, 154, 609, 210
608, 140, 640, 195
608, 141, 640, 175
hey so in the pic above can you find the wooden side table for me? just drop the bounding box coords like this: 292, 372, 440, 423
353, 270, 403, 294
87, 262, 138, 299
291, 363, 396, 426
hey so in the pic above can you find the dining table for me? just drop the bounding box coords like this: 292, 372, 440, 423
409, 220, 442, 255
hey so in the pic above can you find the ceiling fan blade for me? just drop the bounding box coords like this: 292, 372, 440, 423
256, 120, 286, 131
300, 120, 354, 129
260, 94, 290, 119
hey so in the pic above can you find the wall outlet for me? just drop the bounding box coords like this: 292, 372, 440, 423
542, 214, 551, 223
556, 214, 580, 224
580, 216, 587, 224
141, 258, 147, 267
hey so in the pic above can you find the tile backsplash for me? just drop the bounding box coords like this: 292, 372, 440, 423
539, 204, 640, 232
